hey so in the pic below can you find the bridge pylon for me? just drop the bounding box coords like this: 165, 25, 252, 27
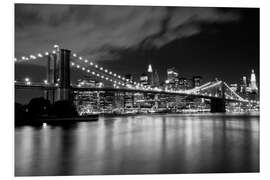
55, 49, 71, 102
210, 81, 226, 113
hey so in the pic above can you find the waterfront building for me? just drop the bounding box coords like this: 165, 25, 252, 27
99, 91, 114, 113
73, 91, 100, 115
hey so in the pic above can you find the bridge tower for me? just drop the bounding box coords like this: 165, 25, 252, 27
44, 53, 57, 103
55, 49, 71, 102
210, 81, 226, 113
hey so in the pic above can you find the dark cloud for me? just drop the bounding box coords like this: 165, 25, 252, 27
15, 4, 240, 61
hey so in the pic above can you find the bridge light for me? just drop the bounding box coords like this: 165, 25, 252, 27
118, 75, 121, 78
100, 67, 103, 70
73, 53, 77, 57
25, 78, 30, 82
97, 73, 100, 77
90, 62, 93, 66
105, 77, 108, 80
53, 44, 59, 48
105, 69, 108, 73
71, 62, 75, 66
76, 65, 80, 68
82, 67, 85, 71
87, 69, 90, 73
84, 59, 88, 63
92, 72, 95, 75
52, 50, 56, 54
22, 56, 26, 60
101, 75, 104, 79
44, 80, 48, 84
38, 53, 43, 58
113, 73, 116, 77
45, 52, 49, 56
95, 64, 98, 68
79, 56, 82, 60
30, 55, 36, 59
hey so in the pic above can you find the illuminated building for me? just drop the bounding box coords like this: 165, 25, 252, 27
140, 72, 149, 86
125, 74, 133, 81
153, 70, 160, 87
147, 64, 154, 86
73, 91, 99, 115
124, 92, 134, 108
167, 67, 179, 82
249, 69, 258, 93
178, 77, 191, 90
230, 84, 238, 92
99, 91, 114, 112
240, 76, 247, 94
192, 76, 202, 88
166, 67, 179, 90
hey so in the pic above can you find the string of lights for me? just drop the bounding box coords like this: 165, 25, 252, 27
71, 61, 141, 89
71, 52, 142, 86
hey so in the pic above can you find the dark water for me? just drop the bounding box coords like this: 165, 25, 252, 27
15, 113, 259, 176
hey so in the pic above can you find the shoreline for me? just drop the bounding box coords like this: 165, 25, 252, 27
15, 112, 259, 126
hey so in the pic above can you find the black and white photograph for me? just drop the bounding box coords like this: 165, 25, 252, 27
14, 2, 260, 177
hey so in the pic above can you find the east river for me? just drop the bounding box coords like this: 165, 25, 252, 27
15, 113, 259, 176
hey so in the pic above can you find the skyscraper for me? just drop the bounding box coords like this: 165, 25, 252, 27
250, 69, 258, 93
166, 67, 179, 90
147, 64, 154, 86
153, 70, 160, 87
192, 76, 202, 88
140, 72, 149, 86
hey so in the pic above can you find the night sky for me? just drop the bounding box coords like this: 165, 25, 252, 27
15, 4, 259, 103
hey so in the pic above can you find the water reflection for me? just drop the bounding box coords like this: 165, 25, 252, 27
15, 114, 259, 176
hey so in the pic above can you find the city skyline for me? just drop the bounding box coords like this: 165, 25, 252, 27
15, 5, 259, 84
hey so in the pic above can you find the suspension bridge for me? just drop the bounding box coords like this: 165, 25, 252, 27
15, 45, 257, 113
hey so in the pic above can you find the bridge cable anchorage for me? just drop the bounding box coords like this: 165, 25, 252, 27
71, 52, 146, 88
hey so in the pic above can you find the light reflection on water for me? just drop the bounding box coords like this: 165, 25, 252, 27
15, 113, 259, 176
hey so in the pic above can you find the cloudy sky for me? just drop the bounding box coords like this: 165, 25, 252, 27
15, 4, 259, 85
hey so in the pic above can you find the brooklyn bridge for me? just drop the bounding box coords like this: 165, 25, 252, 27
15, 45, 258, 113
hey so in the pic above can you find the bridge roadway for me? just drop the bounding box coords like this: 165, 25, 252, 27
15, 83, 244, 103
